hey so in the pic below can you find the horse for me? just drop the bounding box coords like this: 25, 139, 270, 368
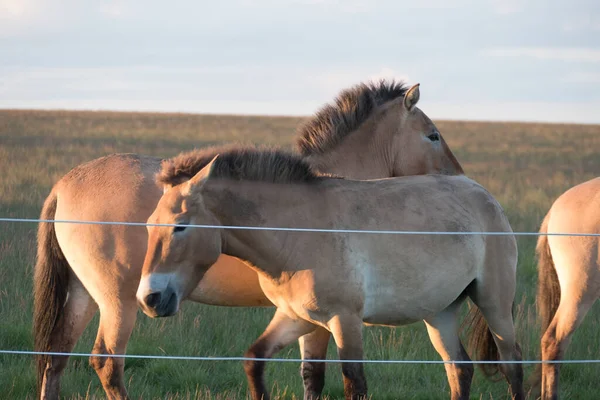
136, 147, 524, 400
535, 177, 600, 399
33, 80, 464, 399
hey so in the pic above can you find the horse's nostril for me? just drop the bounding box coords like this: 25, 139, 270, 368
145, 292, 161, 308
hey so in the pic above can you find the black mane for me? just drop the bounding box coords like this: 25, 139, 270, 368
158, 145, 321, 186
296, 79, 408, 156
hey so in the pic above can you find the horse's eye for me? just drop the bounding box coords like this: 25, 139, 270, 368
427, 132, 440, 142
173, 225, 187, 233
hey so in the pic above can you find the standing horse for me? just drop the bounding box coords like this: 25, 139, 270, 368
536, 177, 600, 399
34, 80, 464, 399
137, 148, 524, 400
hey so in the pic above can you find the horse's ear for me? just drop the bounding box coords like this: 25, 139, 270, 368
187, 155, 219, 193
403, 83, 420, 112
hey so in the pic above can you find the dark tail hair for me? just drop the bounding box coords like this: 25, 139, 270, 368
530, 210, 560, 389
464, 303, 501, 378
33, 190, 70, 395
536, 210, 560, 340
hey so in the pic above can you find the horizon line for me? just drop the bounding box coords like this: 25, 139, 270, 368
2, 106, 600, 127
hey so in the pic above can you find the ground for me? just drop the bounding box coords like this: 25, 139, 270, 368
1, 110, 599, 399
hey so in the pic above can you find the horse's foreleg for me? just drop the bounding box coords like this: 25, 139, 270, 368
299, 327, 331, 400
89, 298, 137, 400
541, 286, 596, 400
40, 277, 97, 400
328, 314, 367, 400
424, 303, 473, 400
244, 310, 316, 400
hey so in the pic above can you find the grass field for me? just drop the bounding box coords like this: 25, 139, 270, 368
1, 109, 600, 399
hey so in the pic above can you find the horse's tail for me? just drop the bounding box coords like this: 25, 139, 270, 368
464, 303, 501, 378
536, 210, 560, 340
530, 210, 560, 389
33, 189, 70, 395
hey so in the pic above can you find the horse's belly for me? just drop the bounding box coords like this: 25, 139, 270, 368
362, 295, 449, 326
361, 274, 474, 326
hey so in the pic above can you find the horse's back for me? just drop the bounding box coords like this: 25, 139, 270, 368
546, 177, 600, 282
549, 177, 600, 232
52, 154, 163, 298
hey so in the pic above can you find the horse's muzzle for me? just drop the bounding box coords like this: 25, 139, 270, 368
138, 286, 179, 318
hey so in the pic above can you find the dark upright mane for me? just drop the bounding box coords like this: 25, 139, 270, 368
296, 79, 408, 156
157, 144, 240, 188
158, 146, 321, 187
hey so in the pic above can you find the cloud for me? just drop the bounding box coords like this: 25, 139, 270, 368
0, 0, 35, 18
562, 72, 600, 84
311, 67, 411, 99
424, 100, 600, 124
98, 1, 128, 18
562, 14, 600, 32
488, 0, 523, 15
239, 0, 372, 13
482, 47, 600, 63
0, 97, 322, 116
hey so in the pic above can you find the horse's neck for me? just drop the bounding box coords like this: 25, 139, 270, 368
303, 126, 390, 180
206, 181, 323, 278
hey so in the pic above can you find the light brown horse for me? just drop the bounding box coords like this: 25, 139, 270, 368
137, 148, 524, 400
34, 80, 464, 399
536, 177, 600, 399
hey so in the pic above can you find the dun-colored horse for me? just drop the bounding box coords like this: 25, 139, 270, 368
536, 177, 600, 399
34, 81, 464, 399
137, 147, 524, 400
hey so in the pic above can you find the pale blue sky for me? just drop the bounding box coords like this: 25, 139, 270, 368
1, 0, 599, 123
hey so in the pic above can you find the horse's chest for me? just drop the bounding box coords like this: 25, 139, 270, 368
257, 269, 363, 323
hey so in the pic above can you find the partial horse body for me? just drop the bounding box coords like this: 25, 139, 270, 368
138, 148, 524, 400
34, 81, 464, 399
535, 177, 600, 400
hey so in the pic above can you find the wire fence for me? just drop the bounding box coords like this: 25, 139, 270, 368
2, 217, 600, 237
1, 350, 600, 365
2, 216, 600, 366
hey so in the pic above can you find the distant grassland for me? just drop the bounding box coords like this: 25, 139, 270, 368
1, 110, 600, 399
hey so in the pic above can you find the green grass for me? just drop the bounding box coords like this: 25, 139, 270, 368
1, 110, 600, 399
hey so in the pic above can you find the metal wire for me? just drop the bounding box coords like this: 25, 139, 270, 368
1, 217, 599, 237
1, 350, 598, 364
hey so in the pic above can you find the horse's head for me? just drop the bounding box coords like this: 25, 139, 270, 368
298, 81, 464, 179
136, 157, 222, 318
380, 83, 463, 177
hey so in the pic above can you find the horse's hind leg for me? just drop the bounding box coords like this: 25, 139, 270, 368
471, 294, 523, 400
541, 283, 596, 400
41, 276, 97, 400
89, 298, 138, 400
243, 310, 316, 400
299, 327, 331, 399
424, 302, 473, 400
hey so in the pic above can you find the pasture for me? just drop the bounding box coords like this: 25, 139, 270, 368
1, 109, 599, 399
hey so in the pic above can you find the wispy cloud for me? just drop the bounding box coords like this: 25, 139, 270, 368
426, 100, 600, 124
488, 0, 523, 15
563, 71, 600, 84
0, 0, 35, 18
239, 0, 372, 13
98, 1, 128, 18
311, 67, 411, 98
562, 14, 600, 32
482, 47, 600, 63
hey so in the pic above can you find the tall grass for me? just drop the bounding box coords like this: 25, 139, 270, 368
1, 110, 599, 399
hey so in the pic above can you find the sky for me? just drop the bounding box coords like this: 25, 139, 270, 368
1, 0, 599, 124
